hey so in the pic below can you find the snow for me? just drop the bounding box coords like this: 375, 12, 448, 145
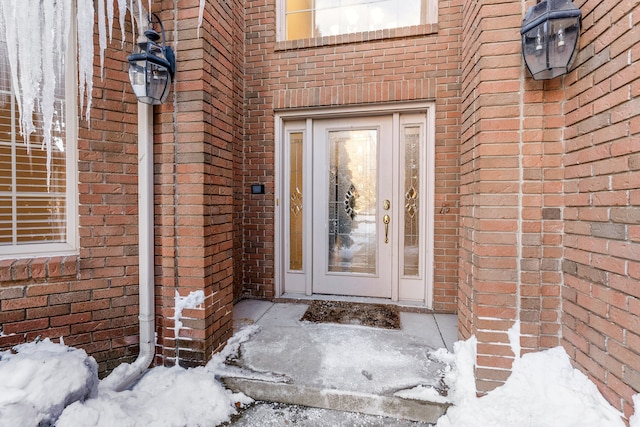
435, 343, 626, 427
173, 289, 205, 337
0, 338, 98, 427
631, 395, 640, 427
0, 327, 632, 426
1, 331, 257, 427
56, 366, 252, 427
507, 319, 521, 359
394, 385, 450, 404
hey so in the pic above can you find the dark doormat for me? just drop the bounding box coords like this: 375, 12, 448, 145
300, 300, 401, 329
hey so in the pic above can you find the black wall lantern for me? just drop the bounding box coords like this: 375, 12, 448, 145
521, 0, 582, 80
128, 15, 176, 105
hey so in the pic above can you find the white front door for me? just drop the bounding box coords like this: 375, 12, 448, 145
279, 108, 433, 304
312, 117, 393, 298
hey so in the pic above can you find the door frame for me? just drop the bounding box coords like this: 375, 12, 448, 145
274, 102, 436, 307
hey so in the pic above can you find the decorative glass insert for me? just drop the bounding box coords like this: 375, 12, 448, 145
403, 126, 420, 277
327, 129, 377, 275
289, 132, 304, 271
284, 0, 435, 41
343, 183, 359, 220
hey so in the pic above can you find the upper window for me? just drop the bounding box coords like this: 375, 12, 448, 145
282, 0, 437, 41
0, 30, 77, 258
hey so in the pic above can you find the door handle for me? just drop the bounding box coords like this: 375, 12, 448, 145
383, 214, 390, 243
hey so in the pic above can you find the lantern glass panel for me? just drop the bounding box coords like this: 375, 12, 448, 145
128, 60, 148, 99
548, 17, 579, 69
523, 22, 549, 76
146, 61, 171, 104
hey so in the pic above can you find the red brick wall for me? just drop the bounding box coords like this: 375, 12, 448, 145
243, 0, 462, 311
562, 0, 640, 418
0, 11, 141, 375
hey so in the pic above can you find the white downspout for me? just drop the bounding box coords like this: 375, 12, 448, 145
100, 0, 155, 391
102, 102, 155, 392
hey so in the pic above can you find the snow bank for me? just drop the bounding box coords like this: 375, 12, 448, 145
56, 326, 259, 427
0, 328, 257, 427
0, 338, 98, 427
57, 365, 252, 427
436, 341, 625, 427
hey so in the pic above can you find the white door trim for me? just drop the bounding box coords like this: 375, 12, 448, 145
275, 102, 436, 308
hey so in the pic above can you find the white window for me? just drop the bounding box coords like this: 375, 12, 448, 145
0, 29, 77, 258
280, 0, 437, 41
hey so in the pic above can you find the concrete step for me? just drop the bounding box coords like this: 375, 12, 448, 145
223, 401, 437, 427
224, 300, 455, 424
221, 376, 449, 424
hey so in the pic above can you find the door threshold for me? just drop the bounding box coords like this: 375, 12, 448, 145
276, 293, 434, 313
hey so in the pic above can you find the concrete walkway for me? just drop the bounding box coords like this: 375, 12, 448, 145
220, 299, 458, 425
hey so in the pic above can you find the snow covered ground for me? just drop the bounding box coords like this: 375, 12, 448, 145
0, 327, 633, 427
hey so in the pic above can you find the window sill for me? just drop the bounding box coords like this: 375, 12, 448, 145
275, 23, 439, 51
0, 255, 79, 284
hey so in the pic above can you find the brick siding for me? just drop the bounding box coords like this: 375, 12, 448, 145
562, 0, 640, 418
153, 0, 242, 367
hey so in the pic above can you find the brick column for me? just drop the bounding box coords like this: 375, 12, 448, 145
459, 0, 563, 392
154, 0, 243, 367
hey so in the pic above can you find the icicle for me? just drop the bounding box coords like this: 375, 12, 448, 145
129, 0, 137, 46
98, 0, 107, 72
54, 2, 64, 84
0, 3, 9, 107
16, 0, 43, 149
1, 2, 22, 122
1, 0, 136, 190
0, 1, 22, 140
118, 0, 128, 47
42, 0, 56, 189
137, 0, 145, 36
107, 0, 115, 42
198, 0, 205, 38
77, 0, 95, 122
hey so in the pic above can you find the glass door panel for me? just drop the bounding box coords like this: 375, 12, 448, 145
327, 129, 377, 275
289, 131, 304, 271
403, 125, 420, 277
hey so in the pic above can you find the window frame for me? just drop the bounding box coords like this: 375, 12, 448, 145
0, 16, 78, 260
276, 0, 438, 43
